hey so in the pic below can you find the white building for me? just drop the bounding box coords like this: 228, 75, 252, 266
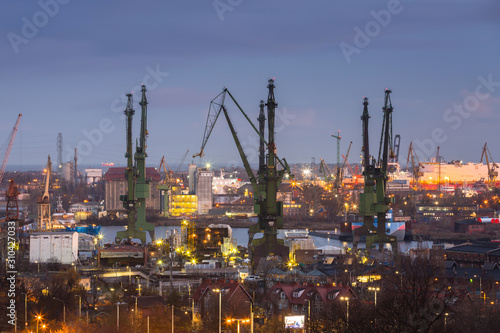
85, 168, 103, 184
30, 231, 79, 264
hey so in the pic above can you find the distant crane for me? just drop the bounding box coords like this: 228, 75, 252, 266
0, 114, 22, 185
480, 142, 498, 188
340, 141, 353, 186
319, 158, 334, 182
407, 142, 424, 189
38, 155, 52, 229
331, 130, 341, 190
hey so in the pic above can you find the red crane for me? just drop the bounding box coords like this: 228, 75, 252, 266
0, 114, 22, 185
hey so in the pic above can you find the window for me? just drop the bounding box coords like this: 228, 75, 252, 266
280, 291, 285, 299
293, 305, 299, 312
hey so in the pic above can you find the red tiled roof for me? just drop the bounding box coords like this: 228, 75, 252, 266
193, 280, 252, 303
267, 283, 356, 305
105, 167, 161, 181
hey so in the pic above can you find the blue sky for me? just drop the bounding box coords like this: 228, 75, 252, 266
1, 0, 499, 171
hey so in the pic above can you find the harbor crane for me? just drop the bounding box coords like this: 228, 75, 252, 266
117, 85, 155, 244
0, 114, 22, 185
407, 141, 424, 188
331, 130, 342, 191
480, 142, 498, 188
38, 156, 52, 229
194, 79, 292, 271
355, 90, 398, 253
319, 158, 334, 183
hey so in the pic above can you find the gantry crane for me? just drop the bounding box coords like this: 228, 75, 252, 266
407, 141, 424, 189
480, 142, 498, 188
194, 79, 292, 270
38, 156, 52, 229
355, 90, 398, 253
0, 114, 22, 185
117, 85, 155, 244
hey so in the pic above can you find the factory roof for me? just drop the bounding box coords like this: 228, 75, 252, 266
104, 167, 161, 181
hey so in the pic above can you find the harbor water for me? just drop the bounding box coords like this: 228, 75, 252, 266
100, 226, 433, 253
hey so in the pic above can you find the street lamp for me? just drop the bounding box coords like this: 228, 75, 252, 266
473, 275, 483, 304
340, 297, 350, 328
444, 312, 449, 332
171, 305, 174, 333
368, 287, 380, 307
132, 296, 138, 333
227, 318, 250, 333
53, 297, 65, 323
305, 299, 311, 333
213, 288, 222, 333
116, 302, 126, 332
35, 314, 42, 333
22, 293, 27, 328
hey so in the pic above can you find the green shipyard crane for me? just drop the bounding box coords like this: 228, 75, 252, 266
194, 79, 291, 271
354, 90, 398, 253
117, 85, 155, 244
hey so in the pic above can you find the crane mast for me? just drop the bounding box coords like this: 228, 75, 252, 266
331, 130, 341, 191
37, 156, 52, 229
0, 114, 22, 185
117, 85, 155, 244
355, 90, 398, 253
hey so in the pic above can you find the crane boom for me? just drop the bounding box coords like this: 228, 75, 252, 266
481, 142, 498, 187
0, 114, 22, 185
407, 141, 424, 187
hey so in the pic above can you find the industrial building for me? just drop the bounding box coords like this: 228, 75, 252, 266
421, 162, 489, 183
104, 167, 161, 214
29, 231, 95, 264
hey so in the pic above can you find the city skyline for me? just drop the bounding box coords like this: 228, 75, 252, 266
1, 1, 499, 170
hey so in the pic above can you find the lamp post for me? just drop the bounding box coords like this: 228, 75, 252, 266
132, 296, 138, 333
171, 305, 174, 333
189, 297, 195, 331
344, 269, 354, 286
305, 299, 311, 333
36, 315, 42, 333
214, 289, 222, 333
474, 275, 483, 304
444, 312, 449, 332
368, 287, 380, 307
250, 301, 254, 333
340, 297, 350, 328
227, 318, 250, 333
53, 297, 65, 323
22, 293, 27, 328
116, 301, 126, 332
75, 295, 81, 318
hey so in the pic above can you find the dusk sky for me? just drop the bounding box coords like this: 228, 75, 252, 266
1, 0, 499, 171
